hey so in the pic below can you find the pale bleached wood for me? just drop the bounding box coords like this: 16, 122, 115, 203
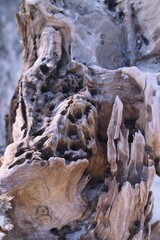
1, 0, 160, 239
83, 97, 155, 240
121, 67, 160, 158
107, 96, 123, 174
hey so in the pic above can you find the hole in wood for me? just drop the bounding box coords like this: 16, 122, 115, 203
36, 108, 41, 113
37, 118, 42, 123
85, 105, 91, 114
68, 125, 78, 140
50, 228, 59, 235
89, 88, 97, 95
39, 64, 49, 75
41, 84, 48, 93
68, 113, 76, 123
57, 141, 68, 155
62, 85, 70, 94
49, 104, 55, 111
74, 109, 82, 119
70, 142, 81, 151
61, 225, 72, 234
118, 10, 124, 19
30, 98, 35, 102
124, 119, 136, 130
86, 148, 92, 157
61, 109, 67, 115
100, 40, 105, 45
107, 0, 118, 11
142, 36, 149, 45
25, 152, 32, 159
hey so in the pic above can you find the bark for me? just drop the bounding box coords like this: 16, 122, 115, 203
1, 0, 160, 239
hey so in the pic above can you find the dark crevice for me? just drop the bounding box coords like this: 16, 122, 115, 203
33, 36, 38, 60
39, 64, 49, 75
41, 84, 48, 93
68, 125, 78, 140
32, 128, 45, 137
21, 91, 27, 132
89, 87, 97, 95
97, 133, 107, 144
129, 220, 142, 239
154, 157, 160, 176
124, 119, 136, 130
62, 84, 70, 94
114, 138, 118, 163
128, 132, 134, 144
141, 36, 149, 45
36, 108, 41, 113
118, 10, 124, 20
50, 228, 59, 236
57, 46, 69, 70
124, 119, 138, 144
70, 142, 81, 151
106, 0, 118, 11
42, 57, 46, 62
25, 152, 32, 159
61, 109, 67, 115
37, 118, 42, 123
74, 109, 82, 119
35, 136, 48, 150
15, 148, 25, 157
30, 97, 35, 102
41, 147, 53, 160
85, 105, 91, 115
49, 104, 55, 111
9, 158, 26, 169
25, 81, 36, 91
86, 148, 92, 157
56, 141, 68, 156
50, 225, 73, 238
68, 113, 76, 123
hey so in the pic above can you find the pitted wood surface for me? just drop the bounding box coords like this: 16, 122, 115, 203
1, 0, 160, 239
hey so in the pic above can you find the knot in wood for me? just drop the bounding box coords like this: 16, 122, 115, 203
38, 206, 49, 215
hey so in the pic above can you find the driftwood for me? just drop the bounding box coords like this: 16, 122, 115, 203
1, 0, 160, 239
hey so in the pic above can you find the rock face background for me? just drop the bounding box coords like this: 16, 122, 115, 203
0, 0, 22, 154
0, 0, 160, 239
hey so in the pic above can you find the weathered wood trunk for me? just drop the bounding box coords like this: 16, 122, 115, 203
1, 0, 160, 239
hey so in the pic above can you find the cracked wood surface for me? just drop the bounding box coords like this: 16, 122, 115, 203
1, 0, 160, 239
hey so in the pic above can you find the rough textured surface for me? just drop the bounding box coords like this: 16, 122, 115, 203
0, 194, 13, 240
1, 0, 160, 239
151, 221, 160, 240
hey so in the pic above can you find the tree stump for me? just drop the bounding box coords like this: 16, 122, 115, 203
1, 0, 160, 239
